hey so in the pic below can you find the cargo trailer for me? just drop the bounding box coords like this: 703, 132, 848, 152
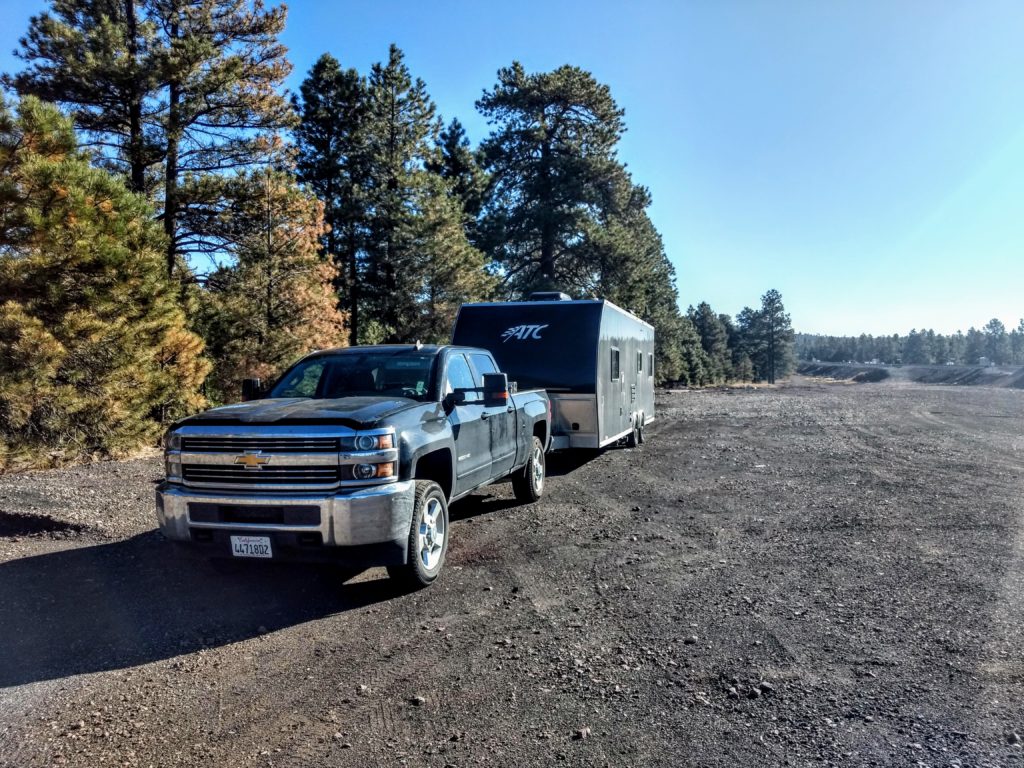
451, 296, 655, 450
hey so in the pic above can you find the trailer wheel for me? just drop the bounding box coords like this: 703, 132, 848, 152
626, 416, 641, 448
512, 436, 545, 503
637, 415, 646, 445
387, 480, 449, 589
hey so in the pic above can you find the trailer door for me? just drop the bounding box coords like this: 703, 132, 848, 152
606, 346, 626, 441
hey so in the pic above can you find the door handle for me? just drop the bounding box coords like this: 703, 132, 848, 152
481, 412, 490, 420
506, 406, 514, 413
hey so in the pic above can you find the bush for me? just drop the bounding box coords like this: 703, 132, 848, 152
0, 97, 210, 469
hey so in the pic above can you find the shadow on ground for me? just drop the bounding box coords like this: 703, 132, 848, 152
0, 532, 397, 688
449, 450, 604, 522
0, 450, 606, 689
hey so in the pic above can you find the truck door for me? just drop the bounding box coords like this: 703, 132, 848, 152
470, 352, 517, 478
444, 353, 492, 494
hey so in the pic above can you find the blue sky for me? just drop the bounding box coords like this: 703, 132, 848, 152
2, 0, 1022, 335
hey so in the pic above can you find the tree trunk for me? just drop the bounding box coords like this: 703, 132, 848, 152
264, 174, 273, 346
124, 0, 145, 194
539, 135, 555, 283
347, 226, 359, 345
164, 29, 180, 279
163, 75, 180, 276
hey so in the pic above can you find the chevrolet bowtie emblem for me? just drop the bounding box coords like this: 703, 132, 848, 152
234, 451, 271, 470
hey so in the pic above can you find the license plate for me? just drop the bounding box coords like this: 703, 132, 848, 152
230, 535, 273, 559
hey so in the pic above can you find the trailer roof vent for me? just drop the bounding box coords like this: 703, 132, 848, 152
528, 291, 572, 302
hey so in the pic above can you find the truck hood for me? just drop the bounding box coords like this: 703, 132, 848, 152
178, 396, 422, 430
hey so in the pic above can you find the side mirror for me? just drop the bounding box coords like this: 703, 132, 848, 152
483, 373, 509, 406
443, 390, 468, 410
241, 378, 264, 402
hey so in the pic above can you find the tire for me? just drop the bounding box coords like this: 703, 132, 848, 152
626, 418, 640, 448
387, 480, 449, 589
637, 416, 646, 445
512, 436, 546, 503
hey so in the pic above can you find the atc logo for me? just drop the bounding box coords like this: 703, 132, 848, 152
501, 324, 548, 342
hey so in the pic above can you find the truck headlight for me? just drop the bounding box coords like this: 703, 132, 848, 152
163, 430, 182, 481
164, 430, 182, 451
354, 433, 393, 451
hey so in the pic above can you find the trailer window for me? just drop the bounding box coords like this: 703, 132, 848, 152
637, 351, 643, 374
610, 348, 620, 381
648, 353, 654, 378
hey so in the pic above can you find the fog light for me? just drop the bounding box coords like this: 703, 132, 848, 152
165, 455, 182, 481
354, 463, 376, 480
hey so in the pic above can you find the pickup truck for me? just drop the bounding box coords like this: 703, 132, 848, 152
157, 344, 550, 587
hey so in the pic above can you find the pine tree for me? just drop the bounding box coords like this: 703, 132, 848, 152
198, 168, 346, 401
358, 45, 490, 343
426, 118, 489, 245
688, 302, 730, 383
293, 53, 368, 344
6, 0, 295, 277
477, 62, 624, 295
739, 290, 795, 383
408, 174, 497, 342
1011, 320, 1024, 365
982, 318, 1010, 364
0, 96, 209, 468
964, 327, 985, 364
4, 0, 159, 194
360, 45, 437, 341
903, 329, 932, 364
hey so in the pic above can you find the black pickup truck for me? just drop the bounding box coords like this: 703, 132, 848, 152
157, 345, 550, 587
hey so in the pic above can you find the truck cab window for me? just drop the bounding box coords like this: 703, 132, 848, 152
274, 361, 325, 398
469, 352, 498, 384
445, 354, 478, 399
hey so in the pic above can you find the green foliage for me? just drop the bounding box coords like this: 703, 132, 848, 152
477, 62, 624, 295
0, 96, 209, 469
294, 45, 493, 346
426, 118, 489, 245
688, 302, 731, 384
737, 290, 795, 384
6, 0, 296, 275
293, 53, 368, 343
197, 169, 346, 401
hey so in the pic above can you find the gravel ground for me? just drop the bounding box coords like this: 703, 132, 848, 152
1, 379, 1023, 767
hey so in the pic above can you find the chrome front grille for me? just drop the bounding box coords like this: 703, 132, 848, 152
181, 436, 340, 453
182, 465, 341, 487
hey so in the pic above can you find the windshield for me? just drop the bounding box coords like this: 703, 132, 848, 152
268, 351, 437, 401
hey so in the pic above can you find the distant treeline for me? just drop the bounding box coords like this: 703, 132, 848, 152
797, 319, 1024, 366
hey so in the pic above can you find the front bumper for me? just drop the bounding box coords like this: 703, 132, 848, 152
155, 481, 415, 565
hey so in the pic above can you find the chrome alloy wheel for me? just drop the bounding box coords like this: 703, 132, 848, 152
532, 443, 544, 493
418, 497, 445, 570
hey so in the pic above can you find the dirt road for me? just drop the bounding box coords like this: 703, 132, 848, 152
2, 380, 1023, 767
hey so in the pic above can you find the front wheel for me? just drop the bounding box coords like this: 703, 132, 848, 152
512, 436, 546, 503
387, 480, 449, 589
